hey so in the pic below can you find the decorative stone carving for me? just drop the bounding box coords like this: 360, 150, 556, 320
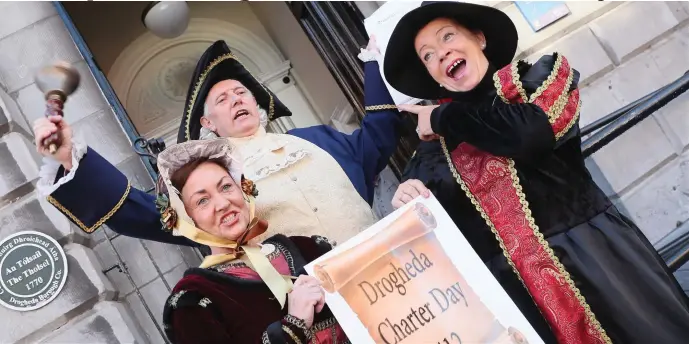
158, 57, 197, 102
108, 18, 293, 140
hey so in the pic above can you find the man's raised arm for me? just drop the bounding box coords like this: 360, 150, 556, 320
34, 115, 197, 246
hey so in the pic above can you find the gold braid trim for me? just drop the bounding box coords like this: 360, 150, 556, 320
439, 139, 526, 286
556, 98, 581, 141
185, 53, 275, 141
47, 181, 132, 234
511, 63, 529, 102
365, 104, 398, 112
493, 70, 509, 103
527, 53, 563, 103
517, 54, 578, 141
281, 325, 302, 344
546, 63, 574, 125
461, 53, 609, 343
284, 315, 310, 335
507, 159, 611, 343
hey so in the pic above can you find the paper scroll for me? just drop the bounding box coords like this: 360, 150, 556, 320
363, 1, 423, 105
313, 202, 529, 344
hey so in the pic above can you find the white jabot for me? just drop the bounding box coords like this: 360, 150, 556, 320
228, 127, 378, 245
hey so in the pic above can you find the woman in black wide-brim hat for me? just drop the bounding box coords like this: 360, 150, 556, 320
385, 2, 689, 344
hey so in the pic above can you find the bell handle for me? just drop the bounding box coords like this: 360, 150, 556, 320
43, 93, 65, 154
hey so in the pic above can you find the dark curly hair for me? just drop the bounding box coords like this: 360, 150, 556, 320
169, 157, 228, 194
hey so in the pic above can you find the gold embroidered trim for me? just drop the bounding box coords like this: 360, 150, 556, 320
439, 139, 523, 285
506, 160, 611, 343
493, 71, 509, 104
310, 317, 337, 333
517, 54, 571, 126
556, 99, 581, 141
512, 63, 528, 102
282, 325, 301, 344
527, 54, 563, 103
546, 64, 574, 125
185, 53, 276, 140
365, 104, 397, 111
284, 314, 309, 333
168, 290, 187, 308
47, 181, 132, 234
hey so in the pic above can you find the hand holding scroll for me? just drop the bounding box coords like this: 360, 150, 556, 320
288, 275, 325, 329
392, 179, 431, 209
366, 35, 381, 55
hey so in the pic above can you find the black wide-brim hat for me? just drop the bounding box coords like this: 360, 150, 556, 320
384, 1, 518, 100
178, 40, 292, 143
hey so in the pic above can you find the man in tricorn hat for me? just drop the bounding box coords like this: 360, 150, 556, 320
33, 39, 401, 246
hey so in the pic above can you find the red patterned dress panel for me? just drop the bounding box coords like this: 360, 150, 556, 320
530, 57, 571, 110
495, 66, 524, 104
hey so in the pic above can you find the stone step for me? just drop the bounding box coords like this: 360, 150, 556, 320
0, 190, 89, 247
36, 301, 148, 344
1, 243, 117, 343
0, 91, 32, 139
0, 132, 42, 202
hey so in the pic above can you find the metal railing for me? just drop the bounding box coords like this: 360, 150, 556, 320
580, 70, 689, 272
581, 71, 689, 158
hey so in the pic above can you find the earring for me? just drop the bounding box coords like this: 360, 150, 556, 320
481, 42, 486, 50
439, 83, 443, 88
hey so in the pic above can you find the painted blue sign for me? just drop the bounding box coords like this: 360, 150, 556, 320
515, 1, 571, 32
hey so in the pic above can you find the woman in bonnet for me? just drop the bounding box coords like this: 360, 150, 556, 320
384, 1, 689, 344
156, 139, 347, 343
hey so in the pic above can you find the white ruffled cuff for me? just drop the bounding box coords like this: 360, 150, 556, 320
357, 48, 380, 63
37, 135, 88, 197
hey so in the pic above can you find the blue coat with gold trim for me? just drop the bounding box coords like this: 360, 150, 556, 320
46, 61, 400, 247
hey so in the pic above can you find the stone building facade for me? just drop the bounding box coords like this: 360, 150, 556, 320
0, 1, 687, 343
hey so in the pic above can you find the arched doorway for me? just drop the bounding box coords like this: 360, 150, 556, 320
108, 18, 322, 146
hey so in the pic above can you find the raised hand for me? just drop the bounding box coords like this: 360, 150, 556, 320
398, 103, 440, 141
366, 35, 381, 54
33, 115, 74, 170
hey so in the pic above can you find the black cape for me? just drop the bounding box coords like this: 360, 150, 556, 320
404, 55, 689, 344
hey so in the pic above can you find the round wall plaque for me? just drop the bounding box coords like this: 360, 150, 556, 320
0, 231, 68, 311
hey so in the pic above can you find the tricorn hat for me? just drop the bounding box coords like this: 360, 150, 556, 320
383, 1, 518, 100
178, 40, 292, 143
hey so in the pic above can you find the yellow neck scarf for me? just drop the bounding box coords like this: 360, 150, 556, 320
176, 199, 294, 308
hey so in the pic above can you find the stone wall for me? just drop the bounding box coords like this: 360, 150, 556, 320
1, 1, 688, 343
510, 1, 689, 292
0, 2, 200, 343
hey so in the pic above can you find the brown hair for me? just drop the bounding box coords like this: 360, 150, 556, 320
169, 157, 228, 194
